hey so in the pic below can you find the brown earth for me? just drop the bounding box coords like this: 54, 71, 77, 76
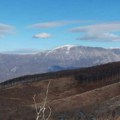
0, 62, 120, 120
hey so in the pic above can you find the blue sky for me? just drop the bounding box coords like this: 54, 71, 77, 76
0, 0, 120, 52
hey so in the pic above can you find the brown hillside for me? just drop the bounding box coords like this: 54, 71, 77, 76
0, 62, 120, 120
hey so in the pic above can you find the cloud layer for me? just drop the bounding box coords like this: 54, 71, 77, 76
29, 20, 81, 29
0, 23, 15, 38
71, 23, 120, 41
33, 33, 52, 39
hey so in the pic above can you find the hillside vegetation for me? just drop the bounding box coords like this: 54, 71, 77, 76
0, 61, 120, 120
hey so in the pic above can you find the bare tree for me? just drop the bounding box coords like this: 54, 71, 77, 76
33, 80, 52, 120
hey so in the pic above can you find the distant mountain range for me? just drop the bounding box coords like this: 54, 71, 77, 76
0, 45, 120, 82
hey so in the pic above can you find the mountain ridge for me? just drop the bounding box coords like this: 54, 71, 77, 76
0, 61, 120, 120
0, 61, 120, 88
0, 45, 120, 82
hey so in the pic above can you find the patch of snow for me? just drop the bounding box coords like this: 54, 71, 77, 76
46, 45, 77, 55
54, 45, 77, 50
10, 67, 17, 73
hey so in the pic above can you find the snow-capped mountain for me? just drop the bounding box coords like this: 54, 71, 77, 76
0, 45, 120, 82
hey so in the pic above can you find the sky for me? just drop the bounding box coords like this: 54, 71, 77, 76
0, 0, 120, 52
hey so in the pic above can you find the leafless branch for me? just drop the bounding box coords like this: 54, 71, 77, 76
33, 80, 52, 120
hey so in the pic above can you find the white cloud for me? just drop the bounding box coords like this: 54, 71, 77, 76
29, 20, 82, 29
0, 23, 15, 38
33, 33, 52, 39
71, 23, 120, 32
77, 32, 120, 41
71, 23, 120, 41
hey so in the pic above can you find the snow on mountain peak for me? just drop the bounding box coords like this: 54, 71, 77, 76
46, 45, 77, 55
54, 45, 77, 50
